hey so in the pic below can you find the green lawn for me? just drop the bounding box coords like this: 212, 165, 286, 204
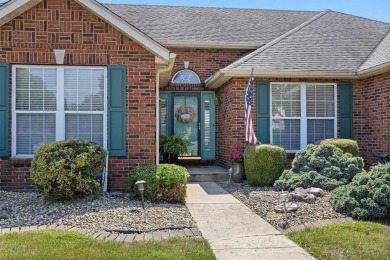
287, 221, 390, 260
0, 230, 215, 260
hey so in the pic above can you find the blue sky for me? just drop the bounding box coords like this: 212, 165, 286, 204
99, 0, 390, 23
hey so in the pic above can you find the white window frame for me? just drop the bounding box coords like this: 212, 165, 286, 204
171, 69, 201, 84
12, 65, 108, 158
270, 82, 337, 153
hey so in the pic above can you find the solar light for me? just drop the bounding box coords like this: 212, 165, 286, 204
277, 192, 290, 229
135, 180, 146, 210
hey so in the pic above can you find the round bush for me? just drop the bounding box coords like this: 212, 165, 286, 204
316, 138, 359, 157
244, 145, 287, 186
274, 144, 364, 191
129, 164, 189, 204
330, 163, 390, 220
30, 140, 107, 201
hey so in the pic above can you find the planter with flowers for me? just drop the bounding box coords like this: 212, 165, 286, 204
228, 150, 245, 183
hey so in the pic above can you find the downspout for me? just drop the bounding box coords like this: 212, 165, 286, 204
155, 53, 176, 164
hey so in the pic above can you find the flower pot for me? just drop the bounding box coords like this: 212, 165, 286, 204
232, 162, 244, 183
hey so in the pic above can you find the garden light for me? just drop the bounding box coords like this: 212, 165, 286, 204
135, 180, 146, 210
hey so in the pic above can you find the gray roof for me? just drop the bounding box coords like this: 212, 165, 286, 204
103, 4, 319, 45
226, 10, 390, 72
359, 29, 390, 71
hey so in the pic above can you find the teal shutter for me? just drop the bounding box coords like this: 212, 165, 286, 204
201, 92, 215, 160
0, 63, 9, 157
256, 81, 270, 144
108, 65, 126, 156
339, 82, 353, 139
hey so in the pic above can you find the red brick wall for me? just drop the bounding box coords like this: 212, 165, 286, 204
0, 0, 157, 191
354, 71, 390, 167
161, 48, 251, 91
214, 77, 378, 168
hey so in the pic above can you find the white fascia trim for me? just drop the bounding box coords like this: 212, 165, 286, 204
75, 0, 170, 62
357, 62, 390, 78
160, 40, 263, 49
0, 0, 43, 26
206, 69, 357, 89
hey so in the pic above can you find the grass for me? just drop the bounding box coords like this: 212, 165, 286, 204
287, 221, 390, 260
0, 230, 216, 260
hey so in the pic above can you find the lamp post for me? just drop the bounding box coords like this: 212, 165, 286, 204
135, 180, 146, 210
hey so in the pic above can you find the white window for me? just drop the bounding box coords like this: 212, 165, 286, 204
172, 70, 201, 84
270, 83, 336, 152
12, 66, 107, 157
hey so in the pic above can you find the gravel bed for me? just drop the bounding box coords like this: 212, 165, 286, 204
0, 191, 196, 233
218, 182, 347, 228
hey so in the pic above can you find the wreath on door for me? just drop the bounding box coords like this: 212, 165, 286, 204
175, 105, 196, 124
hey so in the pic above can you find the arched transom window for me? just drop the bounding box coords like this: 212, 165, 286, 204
172, 70, 201, 84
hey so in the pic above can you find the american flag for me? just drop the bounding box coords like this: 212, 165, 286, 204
245, 69, 261, 144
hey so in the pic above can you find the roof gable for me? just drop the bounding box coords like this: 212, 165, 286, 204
225, 10, 390, 73
0, 0, 171, 62
358, 29, 390, 72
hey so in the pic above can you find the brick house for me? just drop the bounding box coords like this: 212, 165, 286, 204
0, 0, 389, 191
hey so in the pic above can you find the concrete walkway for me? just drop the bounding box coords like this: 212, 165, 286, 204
186, 182, 314, 260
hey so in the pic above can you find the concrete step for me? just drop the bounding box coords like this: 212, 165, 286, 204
186, 166, 230, 182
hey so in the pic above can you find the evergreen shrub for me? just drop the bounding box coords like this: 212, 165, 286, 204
30, 140, 107, 201
330, 163, 390, 220
129, 164, 189, 203
244, 145, 287, 186
274, 144, 364, 191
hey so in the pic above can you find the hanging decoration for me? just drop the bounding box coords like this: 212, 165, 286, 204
175, 105, 196, 124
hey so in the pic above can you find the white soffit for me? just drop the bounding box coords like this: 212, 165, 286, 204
0, 0, 43, 26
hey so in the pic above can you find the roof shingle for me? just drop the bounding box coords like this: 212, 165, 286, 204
225, 10, 390, 72
103, 4, 319, 45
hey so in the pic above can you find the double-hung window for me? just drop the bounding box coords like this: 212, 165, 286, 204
12, 66, 107, 157
270, 83, 336, 152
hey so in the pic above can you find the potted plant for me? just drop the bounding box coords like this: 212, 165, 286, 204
228, 150, 245, 183
160, 135, 189, 164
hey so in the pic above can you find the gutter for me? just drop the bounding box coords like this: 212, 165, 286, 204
155, 53, 176, 164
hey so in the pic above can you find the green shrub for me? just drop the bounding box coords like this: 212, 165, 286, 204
274, 144, 364, 191
129, 164, 189, 203
244, 145, 287, 186
330, 163, 390, 220
316, 138, 359, 157
30, 140, 107, 201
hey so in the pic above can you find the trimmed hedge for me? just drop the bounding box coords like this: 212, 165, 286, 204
316, 138, 359, 157
30, 140, 107, 201
129, 164, 189, 204
244, 145, 287, 186
274, 144, 364, 191
330, 163, 390, 220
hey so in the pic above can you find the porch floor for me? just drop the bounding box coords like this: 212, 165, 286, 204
185, 165, 229, 182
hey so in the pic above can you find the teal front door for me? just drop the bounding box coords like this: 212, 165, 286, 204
159, 92, 215, 160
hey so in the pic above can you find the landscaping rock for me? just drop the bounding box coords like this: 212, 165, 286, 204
303, 194, 316, 204
0, 190, 197, 233
274, 203, 298, 213
308, 188, 324, 197
218, 182, 347, 229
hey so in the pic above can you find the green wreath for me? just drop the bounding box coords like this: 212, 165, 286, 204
175, 105, 196, 124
